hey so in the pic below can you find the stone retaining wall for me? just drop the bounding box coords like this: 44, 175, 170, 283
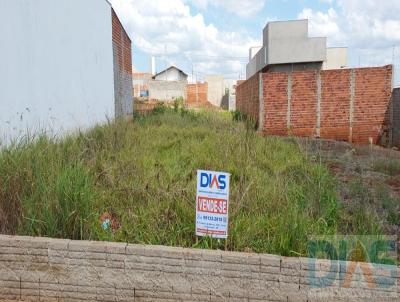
0, 235, 398, 301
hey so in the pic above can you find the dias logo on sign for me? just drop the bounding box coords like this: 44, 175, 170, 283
200, 172, 227, 190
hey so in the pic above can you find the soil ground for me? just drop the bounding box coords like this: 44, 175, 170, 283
295, 137, 399, 254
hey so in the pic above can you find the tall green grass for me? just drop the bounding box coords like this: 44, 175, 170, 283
0, 108, 339, 256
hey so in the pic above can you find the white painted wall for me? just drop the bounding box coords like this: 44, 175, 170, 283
249, 46, 262, 61
205, 75, 225, 107
0, 0, 115, 145
323, 47, 348, 70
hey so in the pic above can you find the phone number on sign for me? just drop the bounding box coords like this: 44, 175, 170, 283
199, 215, 227, 222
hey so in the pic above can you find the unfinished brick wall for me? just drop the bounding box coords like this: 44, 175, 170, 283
0, 235, 398, 301
352, 67, 393, 144
238, 65, 393, 144
112, 9, 133, 118
236, 73, 259, 119
263, 72, 289, 135
320, 69, 351, 141
186, 83, 208, 105
290, 71, 318, 137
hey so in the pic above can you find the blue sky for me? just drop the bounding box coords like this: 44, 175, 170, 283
110, 0, 400, 84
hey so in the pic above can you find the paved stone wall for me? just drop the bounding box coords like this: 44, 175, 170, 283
0, 235, 398, 301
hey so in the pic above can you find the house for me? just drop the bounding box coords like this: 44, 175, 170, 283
246, 19, 347, 79
149, 66, 188, 101
0, 0, 133, 142
153, 66, 188, 82
238, 19, 393, 146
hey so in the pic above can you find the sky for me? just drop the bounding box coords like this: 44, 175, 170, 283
109, 0, 400, 84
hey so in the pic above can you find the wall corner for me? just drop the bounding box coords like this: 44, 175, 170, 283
258, 72, 264, 133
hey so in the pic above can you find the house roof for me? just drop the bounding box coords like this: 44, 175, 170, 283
153, 66, 188, 79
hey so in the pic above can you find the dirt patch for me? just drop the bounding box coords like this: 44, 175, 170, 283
295, 137, 400, 238
386, 178, 400, 192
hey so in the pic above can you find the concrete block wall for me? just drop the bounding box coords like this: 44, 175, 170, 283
0, 235, 398, 301
205, 75, 225, 107
237, 65, 393, 145
148, 80, 187, 102
186, 83, 208, 105
112, 9, 133, 119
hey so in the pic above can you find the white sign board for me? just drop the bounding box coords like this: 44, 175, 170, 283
196, 170, 230, 239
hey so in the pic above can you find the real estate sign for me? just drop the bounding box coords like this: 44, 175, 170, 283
196, 170, 230, 239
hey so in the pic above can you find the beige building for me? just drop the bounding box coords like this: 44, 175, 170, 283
132, 71, 152, 98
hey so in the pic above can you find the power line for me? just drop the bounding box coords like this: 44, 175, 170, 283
134, 45, 248, 61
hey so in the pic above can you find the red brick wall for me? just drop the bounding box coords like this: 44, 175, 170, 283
238, 65, 393, 145
187, 83, 208, 105
290, 71, 318, 137
112, 9, 132, 75
112, 9, 133, 118
262, 72, 288, 135
236, 73, 259, 120
320, 69, 351, 141
353, 67, 393, 144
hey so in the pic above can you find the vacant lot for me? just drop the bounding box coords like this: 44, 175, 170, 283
0, 108, 397, 258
